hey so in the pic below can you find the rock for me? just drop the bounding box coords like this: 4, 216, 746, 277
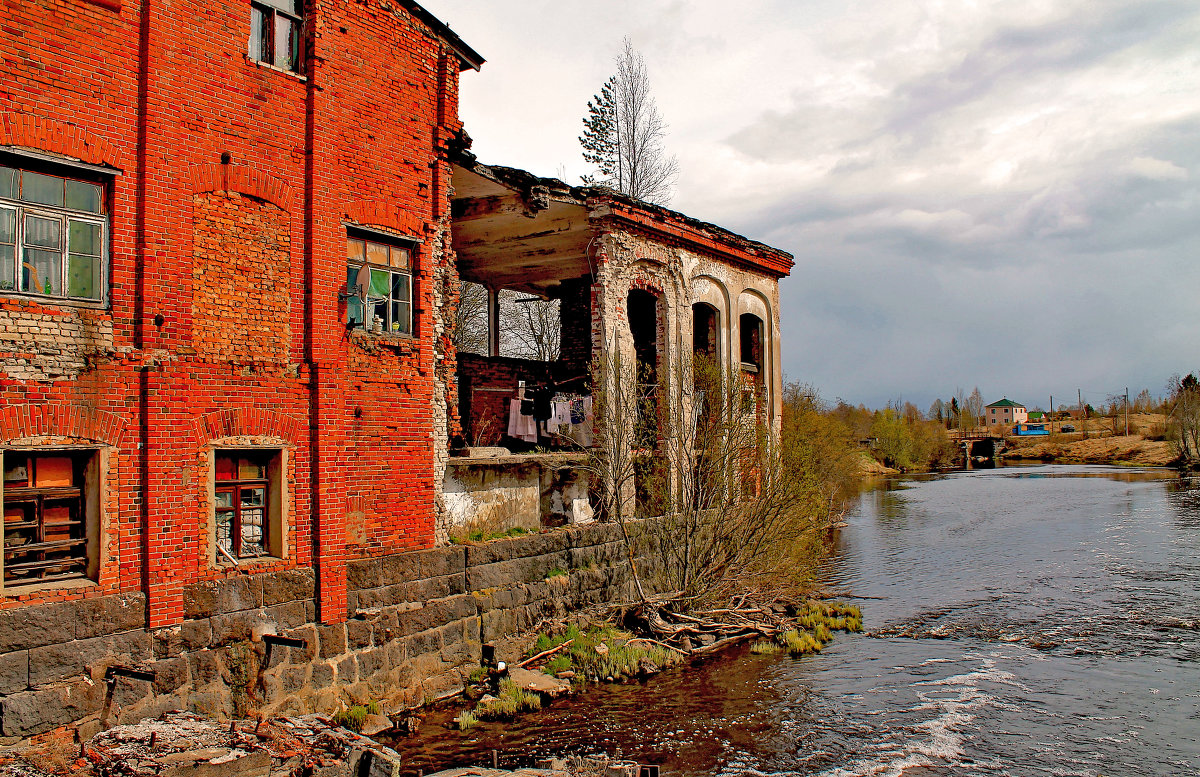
509, 667, 571, 698
359, 713, 392, 737
554, 670, 575, 680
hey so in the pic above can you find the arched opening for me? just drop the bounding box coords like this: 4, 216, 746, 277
739, 312, 763, 372
739, 312, 765, 417
692, 302, 719, 360
627, 288, 660, 449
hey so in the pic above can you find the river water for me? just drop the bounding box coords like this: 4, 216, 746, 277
392, 464, 1200, 776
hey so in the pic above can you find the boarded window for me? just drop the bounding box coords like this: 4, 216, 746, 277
3, 450, 97, 586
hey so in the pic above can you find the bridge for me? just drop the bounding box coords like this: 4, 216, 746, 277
948, 429, 1006, 467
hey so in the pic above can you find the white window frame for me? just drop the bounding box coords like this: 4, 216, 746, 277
0, 164, 108, 306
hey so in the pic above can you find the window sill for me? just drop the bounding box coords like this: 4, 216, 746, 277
243, 55, 307, 82
0, 292, 110, 311
216, 555, 282, 571
3, 576, 97, 597
349, 327, 418, 351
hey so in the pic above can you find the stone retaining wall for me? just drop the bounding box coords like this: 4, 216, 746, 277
0, 522, 637, 741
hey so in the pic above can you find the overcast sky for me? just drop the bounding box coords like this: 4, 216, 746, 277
421, 0, 1200, 411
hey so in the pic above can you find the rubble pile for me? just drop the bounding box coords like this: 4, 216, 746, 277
1, 712, 405, 777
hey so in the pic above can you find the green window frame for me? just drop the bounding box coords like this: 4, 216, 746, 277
346, 233, 414, 336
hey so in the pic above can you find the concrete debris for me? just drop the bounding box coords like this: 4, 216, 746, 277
69, 711, 403, 777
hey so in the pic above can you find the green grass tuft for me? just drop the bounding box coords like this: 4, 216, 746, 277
750, 639, 783, 655
475, 677, 543, 720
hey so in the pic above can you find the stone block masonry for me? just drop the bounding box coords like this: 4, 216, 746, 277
0, 522, 639, 740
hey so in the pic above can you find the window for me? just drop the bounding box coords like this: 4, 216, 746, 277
214, 450, 283, 561
0, 165, 106, 302
2, 450, 98, 587
739, 313, 763, 372
249, 0, 304, 73
346, 234, 413, 336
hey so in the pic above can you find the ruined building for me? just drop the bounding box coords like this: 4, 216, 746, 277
0, 0, 790, 739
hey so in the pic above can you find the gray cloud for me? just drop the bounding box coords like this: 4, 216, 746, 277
421, 0, 1200, 408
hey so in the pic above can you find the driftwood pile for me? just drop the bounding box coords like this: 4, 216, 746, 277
624, 592, 804, 655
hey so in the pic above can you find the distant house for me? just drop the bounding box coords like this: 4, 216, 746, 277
986, 398, 1028, 427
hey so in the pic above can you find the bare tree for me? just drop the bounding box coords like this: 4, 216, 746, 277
499, 290, 560, 362
1169, 373, 1200, 467
579, 38, 678, 205
453, 280, 489, 356
966, 387, 985, 429
588, 352, 846, 607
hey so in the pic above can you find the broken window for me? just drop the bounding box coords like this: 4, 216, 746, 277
739, 313, 763, 372
0, 164, 106, 302
248, 0, 304, 73
214, 450, 280, 561
2, 450, 98, 587
346, 233, 414, 336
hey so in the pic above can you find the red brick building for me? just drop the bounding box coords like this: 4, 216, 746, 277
0, 0, 482, 627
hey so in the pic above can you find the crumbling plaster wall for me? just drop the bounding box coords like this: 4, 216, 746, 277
594, 229, 783, 435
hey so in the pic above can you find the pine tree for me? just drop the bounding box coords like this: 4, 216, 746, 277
579, 76, 619, 189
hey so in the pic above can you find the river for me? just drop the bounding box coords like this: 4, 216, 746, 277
391, 464, 1200, 776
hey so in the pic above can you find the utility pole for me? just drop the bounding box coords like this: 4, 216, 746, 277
1079, 388, 1085, 438
1125, 387, 1130, 437
1050, 395, 1054, 434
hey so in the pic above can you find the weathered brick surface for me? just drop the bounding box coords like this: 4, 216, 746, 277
0, 0, 473, 626
191, 192, 292, 361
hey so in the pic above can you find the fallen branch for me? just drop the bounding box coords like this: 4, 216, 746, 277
624, 637, 690, 656
516, 638, 574, 668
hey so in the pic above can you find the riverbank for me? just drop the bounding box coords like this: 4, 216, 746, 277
1001, 432, 1177, 466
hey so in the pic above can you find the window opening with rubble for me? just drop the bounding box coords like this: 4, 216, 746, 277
214, 449, 282, 561
346, 232, 414, 335
2, 450, 98, 587
739, 313, 765, 415
0, 164, 106, 302
248, 0, 304, 73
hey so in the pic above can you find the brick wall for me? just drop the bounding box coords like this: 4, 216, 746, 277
191, 192, 292, 361
0, 0, 476, 625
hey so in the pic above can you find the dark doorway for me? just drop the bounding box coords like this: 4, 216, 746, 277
628, 289, 660, 448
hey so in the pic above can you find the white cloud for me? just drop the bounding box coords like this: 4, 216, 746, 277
421, 0, 1200, 407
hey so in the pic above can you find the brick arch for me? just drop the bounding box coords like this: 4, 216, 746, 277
193, 408, 303, 446
0, 113, 123, 170
0, 403, 127, 446
628, 273, 665, 297
190, 163, 293, 212
344, 202, 428, 238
